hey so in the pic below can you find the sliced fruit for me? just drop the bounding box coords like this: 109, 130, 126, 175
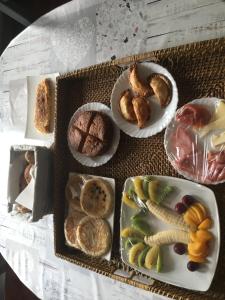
184, 208, 199, 225
132, 219, 151, 235
198, 218, 213, 230
193, 203, 208, 219
129, 242, 145, 265
188, 254, 206, 263
148, 180, 160, 203
196, 230, 213, 242
156, 247, 163, 272
121, 227, 143, 238
133, 177, 146, 200
188, 242, 208, 257
122, 192, 138, 209
138, 246, 150, 267
125, 237, 144, 250
145, 229, 189, 246
142, 176, 152, 199
131, 210, 147, 222
145, 245, 159, 269
183, 211, 198, 230
190, 205, 206, 223
188, 207, 202, 225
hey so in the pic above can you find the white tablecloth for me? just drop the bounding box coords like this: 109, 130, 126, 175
0, 0, 225, 299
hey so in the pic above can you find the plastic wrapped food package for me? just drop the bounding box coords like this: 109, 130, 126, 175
64, 173, 115, 260
164, 98, 225, 184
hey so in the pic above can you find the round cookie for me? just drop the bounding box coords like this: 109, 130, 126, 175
77, 216, 111, 257
80, 178, 113, 218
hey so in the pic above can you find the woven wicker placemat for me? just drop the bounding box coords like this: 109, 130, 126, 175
54, 37, 225, 300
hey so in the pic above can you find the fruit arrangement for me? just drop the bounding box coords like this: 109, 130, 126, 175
121, 176, 214, 273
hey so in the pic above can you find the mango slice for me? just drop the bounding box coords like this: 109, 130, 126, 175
188, 254, 206, 263
198, 218, 213, 230
188, 242, 208, 257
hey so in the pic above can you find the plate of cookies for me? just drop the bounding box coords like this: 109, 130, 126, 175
64, 173, 115, 260
110, 62, 178, 138
67, 102, 120, 167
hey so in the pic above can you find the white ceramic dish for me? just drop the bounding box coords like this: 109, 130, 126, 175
110, 62, 178, 138
164, 98, 225, 184
67, 102, 120, 167
25, 73, 59, 145
67, 172, 115, 261
120, 175, 220, 291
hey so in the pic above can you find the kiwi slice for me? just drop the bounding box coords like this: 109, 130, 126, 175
132, 219, 151, 235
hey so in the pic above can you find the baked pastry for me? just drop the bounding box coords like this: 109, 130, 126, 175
24, 164, 33, 184
25, 151, 35, 164
80, 178, 113, 218
16, 204, 31, 214
149, 73, 172, 107
129, 63, 152, 97
132, 97, 151, 128
64, 210, 86, 249
34, 78, 52, 134
119, 90, 137, 122
77, 216, 111, 256
65, 175, 83, 213
68, 111, 112, 157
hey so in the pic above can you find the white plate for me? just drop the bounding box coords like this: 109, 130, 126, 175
120, 175, 220, 291
67, 172, 115, 261
164, 98, 224, 184
25, 73, 59, 145
67, 103, 120, 167
110, 62, 178, 138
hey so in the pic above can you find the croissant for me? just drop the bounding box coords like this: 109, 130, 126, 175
119, 89, 136, 122
132, 97, 151, 128
149, 73, 172, 107
129, 63, 152, 97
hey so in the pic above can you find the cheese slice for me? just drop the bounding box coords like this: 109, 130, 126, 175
215, 100, 225, 120
200, 116, 225, 137
212, 131, 225, 147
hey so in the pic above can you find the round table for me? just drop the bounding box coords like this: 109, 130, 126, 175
0, 0, 225, 299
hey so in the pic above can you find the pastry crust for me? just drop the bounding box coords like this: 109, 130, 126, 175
25, 151, 35, 164
77, 216, 111, 257
119, 90, 137, 122
80, 178, 113, 218
149, 73, 172, 107
132, 97, 151, 128
64, 210, 86, 249
24, 163, 33, 184
34, 79, 52, 133
129, 63, 152, 97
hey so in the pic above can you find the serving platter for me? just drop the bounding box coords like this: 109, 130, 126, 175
54, 37, 225, 300
120, 176, 220, 291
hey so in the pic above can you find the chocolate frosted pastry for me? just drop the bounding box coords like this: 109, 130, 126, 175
149, 73, 172, 108
68, 111, 112, 157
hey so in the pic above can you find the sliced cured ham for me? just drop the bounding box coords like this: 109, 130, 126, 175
176, 104, 211, 128
204, 150, 225, 182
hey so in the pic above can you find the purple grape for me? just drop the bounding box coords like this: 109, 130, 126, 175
175, 202, 187, 214
173, 243, 186, 255
182, 195, 195, 207
187, 261, 199, 272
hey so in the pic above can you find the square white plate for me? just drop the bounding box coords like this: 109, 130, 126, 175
120, 176, 220, 291
68, 172, 115, 261
25, 73, 59, 145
